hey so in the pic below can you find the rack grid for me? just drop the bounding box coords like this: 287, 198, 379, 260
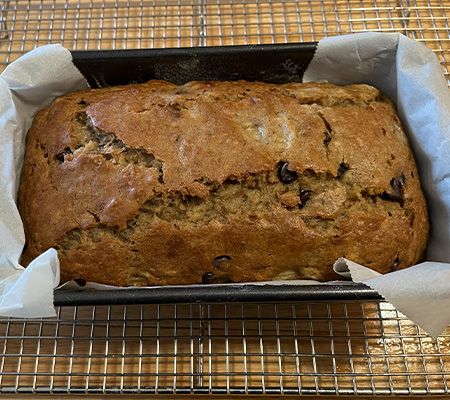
0, 1, 449, 82
0, 0, 449, 396
1, 302, 450, 395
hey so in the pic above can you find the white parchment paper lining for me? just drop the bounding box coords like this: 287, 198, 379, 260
0, 33, 449, 337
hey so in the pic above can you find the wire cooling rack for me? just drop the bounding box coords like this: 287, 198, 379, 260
0, 0, 449, 82
0, 0, 449, 396
1, 302, 450, 395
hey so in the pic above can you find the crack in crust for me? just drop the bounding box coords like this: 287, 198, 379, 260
55, 109, 165, 182
55, 167, 410, 253
317, 111, 333, 154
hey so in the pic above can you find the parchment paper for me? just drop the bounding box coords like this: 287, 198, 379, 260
0, 44, 86, 317
0, 34, 449, 336
304, 32, 450, 338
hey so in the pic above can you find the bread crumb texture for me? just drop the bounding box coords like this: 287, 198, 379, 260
18, 81, 429, 286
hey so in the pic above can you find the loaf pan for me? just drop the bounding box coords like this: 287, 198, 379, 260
54, 43, 380, 306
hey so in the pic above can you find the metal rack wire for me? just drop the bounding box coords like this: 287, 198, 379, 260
0, 0, 449, 396
0, 1, 449, 82
1, 302, 450, 395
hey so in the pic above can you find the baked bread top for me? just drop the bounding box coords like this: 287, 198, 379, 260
18, 81, 429, 285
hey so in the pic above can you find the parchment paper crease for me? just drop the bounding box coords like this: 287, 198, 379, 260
0, 34, 449, 337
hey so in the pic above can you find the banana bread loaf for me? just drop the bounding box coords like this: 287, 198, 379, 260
18, 80, 429, 286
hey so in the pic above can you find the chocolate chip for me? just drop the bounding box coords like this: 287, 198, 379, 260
382, 174, 406, 205
392, 257, 401, 271
74, 278, 86, 287
213, 255, 231, 271
55, 147, 73, 163
277, 161, 298, 184
390, 174, 405, 194
336, 162, 349, 178
202, 272, 216, 284
78, 99, 87, 106
299, 189, 313, 209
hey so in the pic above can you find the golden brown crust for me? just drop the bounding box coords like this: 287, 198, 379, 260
18, 80, 429, 286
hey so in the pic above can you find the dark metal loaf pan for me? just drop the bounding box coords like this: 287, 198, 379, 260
54, 43, 380, 306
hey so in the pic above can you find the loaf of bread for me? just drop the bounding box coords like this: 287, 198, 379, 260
18, 80, 429, 286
